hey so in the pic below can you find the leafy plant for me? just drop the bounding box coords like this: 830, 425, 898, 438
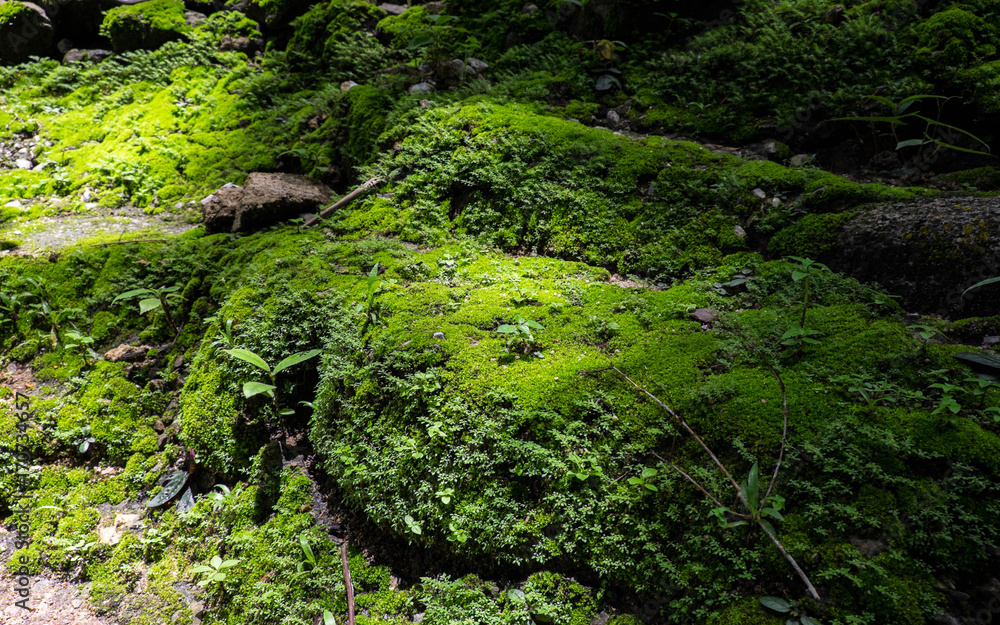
73, 424, 96, 454
435, 487, 455, 505
496, 315, 544, 355
113, 285, 182, 336
759, 596, 823, 625
146, 470, 188, 508
403, 514, 422, 535
908, 323, 943, 354
297, 536, 317, 572
627, 467, 659, 494
833, 94, 991, 157
223, 347, 322, 452
191, 554, 241, 588
786, 256, 829, 328
930, 382, 963, 427
207, 484, 232, 512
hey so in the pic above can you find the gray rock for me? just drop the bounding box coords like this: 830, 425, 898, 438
789, 153, 814, 167
733, 225, 746, 239
15, 158, 32, 170
218, 35, 262, 55
232, 173, 333, 232
432, 332, 445, 339
184, 10, 207, 27
62, 48, 112, 64
751, 187, 767, 200
824, 195, 1000, 316
522, 3, 538, 14
409, 81, 435, 93
201, 182, 243, 234
690, 308, 718, 323
467, 57, 488, 72
378, 2, 407, 15
340, 80, 359, 91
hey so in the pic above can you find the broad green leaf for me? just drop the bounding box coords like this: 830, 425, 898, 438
896, 138, 925, 149
243, 381, 276, 399
759, 518, 777, 537
300, 536, 315, 564
962, 276, 1000, 299
79, 440, 90, 453
508, 589, 526, 602
112, 288, 152, 303
219, 559, 240, 569
641, 467, 657, 479
759, 596, 791, 612
273, 349, 322, 375
367, 263, 379, 294
224, 348, 270, 373
190, 565, 215, 574
525, 319, 544, 330
801, 617, 822, 625
138, 298, 162, 314
280, 408, 296, 416
407, 35, 434, 50
628, 476, 642, 485
791, 270, 807, 282
644, 483, 658, 492
161, 286, 181, 293
197, 579, 211, 587
211, 555, 222, 568
324, 610, 338, 625
146, 470, 188, 508
214, 572, 227, 582
496, 325, 517, 333
761, 507, 784, 521
746, 462, 759, 513
177, 487, 195, 514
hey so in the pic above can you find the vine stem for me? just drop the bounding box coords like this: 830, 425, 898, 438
600, 363, 820, 601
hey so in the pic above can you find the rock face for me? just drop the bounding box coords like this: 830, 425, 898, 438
202, 174, 333, 233
233, 173, 332, 232
0, 1, 55, 64
823, 195, 1000, 316
201, 182, 243, 234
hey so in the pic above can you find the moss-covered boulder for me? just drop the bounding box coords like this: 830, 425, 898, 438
822, 195, 1000, 316
99, 0, 189, 53
0, 1, 54, 64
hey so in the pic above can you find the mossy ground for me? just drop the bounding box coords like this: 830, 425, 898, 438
2, 0, 1000, 624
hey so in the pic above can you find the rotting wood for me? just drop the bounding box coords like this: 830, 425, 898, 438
341, 540, 356, 625
302, 177, 382, 228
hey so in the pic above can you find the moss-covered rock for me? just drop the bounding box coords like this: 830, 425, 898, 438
0, 1, 54, 64
100, 0, 190, 53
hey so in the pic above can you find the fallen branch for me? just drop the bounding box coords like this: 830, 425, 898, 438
602, 363, 820, 601
341, 540, 356, 625
302, 177, 382, 228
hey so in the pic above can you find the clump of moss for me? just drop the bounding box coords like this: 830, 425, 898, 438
101, 0, 191, 53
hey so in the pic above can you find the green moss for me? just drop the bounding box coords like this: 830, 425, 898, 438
100, 0, 191, 53
767, 211, 857, 258
55, 361, 158, 462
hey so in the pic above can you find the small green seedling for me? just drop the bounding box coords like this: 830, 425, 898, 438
628, 467, 659, 494
297, 536, 317, 572
113, 285, 182, 335
404, 514, 422, 535
435, 487, 455, 505
191, 555, 241, 588
496, 315, 544, 354
74, 425, 96, 454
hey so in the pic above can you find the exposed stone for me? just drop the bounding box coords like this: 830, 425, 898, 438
232, 173, 333, 232
378, 2, 406, 15
218, 35, 262, 55
0, 2, 54, 65
409, 81, 434, 93
466, 57, 488, 73
690, 308, 719, 323
104, 344, 151, 363
824, 195, 1000, 316
184, 9, 206, 26
201, 182, 243, 234
340, 80, 359, 91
